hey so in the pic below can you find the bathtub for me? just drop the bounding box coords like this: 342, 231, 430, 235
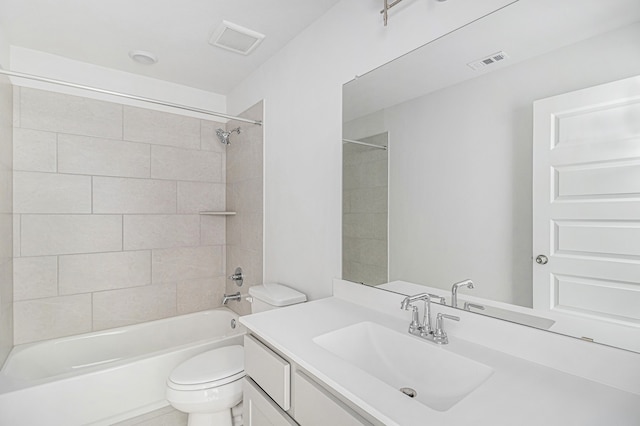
0, 308, 245, 426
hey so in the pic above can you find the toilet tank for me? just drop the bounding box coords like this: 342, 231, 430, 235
248, 283, 307, 314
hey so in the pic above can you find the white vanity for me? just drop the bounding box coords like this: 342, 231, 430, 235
240, 280, 640, 426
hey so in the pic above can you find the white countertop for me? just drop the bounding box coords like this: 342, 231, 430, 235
240, 296, 640, 426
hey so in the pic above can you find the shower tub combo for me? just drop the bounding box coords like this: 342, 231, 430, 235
0, 308, 245, 425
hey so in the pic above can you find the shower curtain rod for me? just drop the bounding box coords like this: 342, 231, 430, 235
0, 68, 262, 126
342, 138, 387, 150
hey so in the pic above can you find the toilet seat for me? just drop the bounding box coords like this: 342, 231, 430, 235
167, 345, 244, 391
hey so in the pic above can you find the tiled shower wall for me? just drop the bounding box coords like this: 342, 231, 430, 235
0, 76, 13, 364
342, 133, 388, 285
225, 101, 263, 315
12, 87, 230, 345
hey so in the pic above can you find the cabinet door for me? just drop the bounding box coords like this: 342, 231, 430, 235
243, 378, 298, 426
294, 372, 372, 426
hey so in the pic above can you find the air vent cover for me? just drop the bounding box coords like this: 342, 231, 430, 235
467, 51, 509, 71
209, 21, 265, 55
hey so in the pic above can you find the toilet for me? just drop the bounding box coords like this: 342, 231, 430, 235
166, 283, 306, 426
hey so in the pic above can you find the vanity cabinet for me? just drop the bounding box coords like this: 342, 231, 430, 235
243, 377, 297, 426
243, 334, 375, 426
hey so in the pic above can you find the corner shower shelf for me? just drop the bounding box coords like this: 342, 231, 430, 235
199, 211, 237, 216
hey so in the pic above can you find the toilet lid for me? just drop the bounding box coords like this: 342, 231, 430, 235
168, 345, 244, 391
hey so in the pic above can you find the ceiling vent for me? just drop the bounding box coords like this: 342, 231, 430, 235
209, 21, 265, 55
467, 51, 509, 71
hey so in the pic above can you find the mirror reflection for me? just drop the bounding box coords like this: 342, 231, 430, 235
342, 0, 640, 352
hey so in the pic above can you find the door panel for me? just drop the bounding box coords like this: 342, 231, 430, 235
533, 74, 640, 325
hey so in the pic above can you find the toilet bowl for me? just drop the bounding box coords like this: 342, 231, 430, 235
166, 283, 306, 425
166, 345, 244, 426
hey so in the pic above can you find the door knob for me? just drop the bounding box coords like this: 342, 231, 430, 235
535, 254, 548, 265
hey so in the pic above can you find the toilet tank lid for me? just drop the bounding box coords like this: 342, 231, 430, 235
249, 283, 307, 306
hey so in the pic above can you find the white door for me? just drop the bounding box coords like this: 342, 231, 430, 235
533, 74, 640, 326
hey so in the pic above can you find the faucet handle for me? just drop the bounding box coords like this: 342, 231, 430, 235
433, 313, 460, 345
408, 305, 421, 334
427, 293, 446, 304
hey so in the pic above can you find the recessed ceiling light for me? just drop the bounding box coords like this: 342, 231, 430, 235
129, 50, 158, 65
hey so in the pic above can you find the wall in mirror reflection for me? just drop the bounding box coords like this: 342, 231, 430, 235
342, 133, 389, 285
343, 23, 640, 307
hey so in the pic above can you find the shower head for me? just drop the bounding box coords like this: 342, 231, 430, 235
216, 127, 241, 145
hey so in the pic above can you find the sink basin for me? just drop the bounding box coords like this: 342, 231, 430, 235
313, 321, 493, 411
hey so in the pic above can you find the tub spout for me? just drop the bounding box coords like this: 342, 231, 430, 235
222, 292, 241, 304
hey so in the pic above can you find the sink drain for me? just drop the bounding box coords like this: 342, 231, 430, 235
400, 387, 417, 398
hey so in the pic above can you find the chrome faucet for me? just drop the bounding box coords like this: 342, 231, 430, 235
401, 293, 432, 335
222, 292, 241, 304
400, 293, 449, 341
432, 313, 460, 344
451, 279, 474, 308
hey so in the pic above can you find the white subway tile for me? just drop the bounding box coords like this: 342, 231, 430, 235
13, 256, 58, 301
123, 106, 200, 149
13, 294, 92, 344
177, 182, 225, 214
14, 171, 91, 214
20, 88, 122, 139
92, 283, 177, 330
58, 134, 150, 178
13, 128, 57, 172
152, 245, 223, 283
123, 215, 200, 250
59, 250, 151, 295
151, 146, 222, 182
93, 177, 176, 214
21, 215, 123, 256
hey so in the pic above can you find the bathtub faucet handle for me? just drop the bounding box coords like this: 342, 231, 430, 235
228, 267, 244, 287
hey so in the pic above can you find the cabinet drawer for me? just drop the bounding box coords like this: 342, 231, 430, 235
244, 334, 291, 410
294, 371, 372, 426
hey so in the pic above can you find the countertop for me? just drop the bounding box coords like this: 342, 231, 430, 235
240, 296, 640, 426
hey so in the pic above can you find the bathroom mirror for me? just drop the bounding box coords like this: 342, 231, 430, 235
342, 0, 640, 353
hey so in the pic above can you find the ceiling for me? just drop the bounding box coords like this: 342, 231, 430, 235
0, 0, 342, 94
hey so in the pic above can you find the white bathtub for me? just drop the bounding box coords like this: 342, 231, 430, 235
0, 308, 245, 426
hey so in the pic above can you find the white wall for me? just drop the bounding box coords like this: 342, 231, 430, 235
368, 23, 640, 306
9, 47, 227, 121
227, 0, 515, 300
